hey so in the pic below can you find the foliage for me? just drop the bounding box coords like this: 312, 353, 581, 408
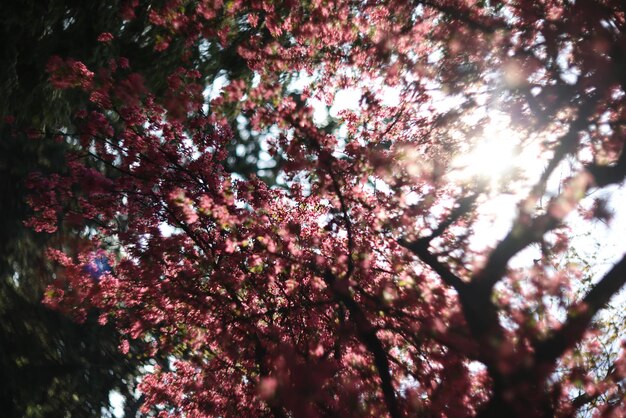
23, 0, 626, 417
0, 121, 145, 417
1, 1, 186, 415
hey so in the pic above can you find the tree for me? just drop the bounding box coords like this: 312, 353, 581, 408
24, 0, 626, 416
2, 1, 286, 414
0, 2, 152, 415
1, 0, 234, 414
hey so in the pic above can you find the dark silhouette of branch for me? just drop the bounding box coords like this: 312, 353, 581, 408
417, 0, 511, 33
586, 148, 626, 188
323, 270, 401, 418
398, 238, 467, 294
472, 213, 559, 291
535, 255, 626, 365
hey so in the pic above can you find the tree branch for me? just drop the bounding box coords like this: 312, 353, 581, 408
535, 255, 626, 365
417, 0, 511, 33
323, 270, 401, 418
254, 339, 288, 418
529, 96, 598, 199
426, 193, 478, 243
330, 174, 356, 279
586, 147, 626, 188
472, 213, 559, 291
398, 238, 467, 294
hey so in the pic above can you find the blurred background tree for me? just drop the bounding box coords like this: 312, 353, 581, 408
1, 2, 143, 416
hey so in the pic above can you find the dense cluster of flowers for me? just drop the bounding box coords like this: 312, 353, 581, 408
26, 0, 626, 416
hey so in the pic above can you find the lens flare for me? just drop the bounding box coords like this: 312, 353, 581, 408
450, 113, 545, 192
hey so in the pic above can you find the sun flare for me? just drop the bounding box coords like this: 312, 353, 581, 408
447, 113, 551, 250
450, 113, 545, 192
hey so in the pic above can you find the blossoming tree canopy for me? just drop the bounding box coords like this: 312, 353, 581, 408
24, 0, 626, 416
